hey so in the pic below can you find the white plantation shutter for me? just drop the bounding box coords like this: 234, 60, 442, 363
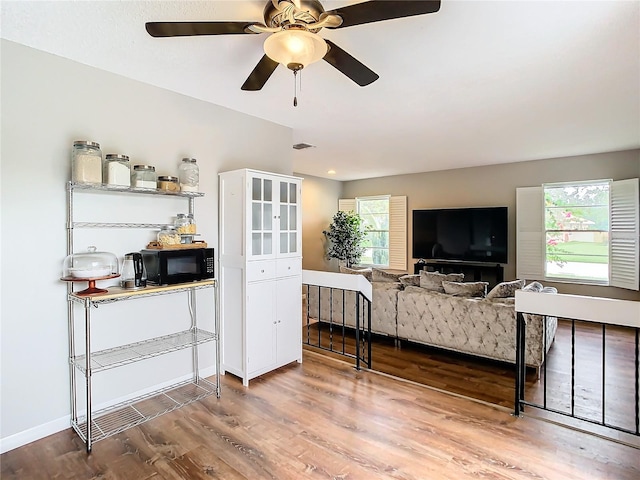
389, 196, 407, 270
338, 198, 356, 212
516, 186, 544, 280
609, 178, 639, 290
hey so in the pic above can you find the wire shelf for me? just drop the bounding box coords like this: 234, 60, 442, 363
72, 222, 169, 229
71, 328, 217, 373
68, 182, 204, 198
71, 377, 217, 443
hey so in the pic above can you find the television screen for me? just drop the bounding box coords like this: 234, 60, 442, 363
412, 207, 508, 264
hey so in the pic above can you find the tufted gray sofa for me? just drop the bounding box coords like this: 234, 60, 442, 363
397, 286, 557, 369
307, 269, 557, 370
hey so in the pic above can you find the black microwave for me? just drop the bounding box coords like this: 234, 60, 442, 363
141, 247, 215, 285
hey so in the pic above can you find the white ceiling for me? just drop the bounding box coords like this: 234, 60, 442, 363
2, 1, 639, 180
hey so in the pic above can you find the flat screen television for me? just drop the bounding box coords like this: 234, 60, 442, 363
412, 207, 508, 264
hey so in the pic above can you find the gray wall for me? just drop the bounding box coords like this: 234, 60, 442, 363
341, 150, 640, 300
0, 40, 293, 451
297, 173, 343, 272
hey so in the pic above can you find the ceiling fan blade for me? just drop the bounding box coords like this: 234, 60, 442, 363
145, 21, 257, 37
324, 0, 441, 29
323, 40, 379, 87
241, 55, 280, 91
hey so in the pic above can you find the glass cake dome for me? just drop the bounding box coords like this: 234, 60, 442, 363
62, 246, 119, 279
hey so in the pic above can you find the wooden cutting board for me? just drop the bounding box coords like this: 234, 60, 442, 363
145, 241, 208, 250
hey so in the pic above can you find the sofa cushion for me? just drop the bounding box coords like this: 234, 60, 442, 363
442, 281, 488, 297
419, 271, 465, 292
399, 274, 421, 287
522, 281, 544, 292
339, 266, 372, 282
486, 279, 526, 299
372, 268, 405, 283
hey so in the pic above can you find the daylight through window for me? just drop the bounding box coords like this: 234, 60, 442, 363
357, 196, 390, 267
544, 180, 610, 284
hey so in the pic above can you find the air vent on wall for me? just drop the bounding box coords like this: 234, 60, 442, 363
293, 143, 316, 150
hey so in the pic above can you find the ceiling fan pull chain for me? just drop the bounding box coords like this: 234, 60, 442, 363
293, 70, 298, 107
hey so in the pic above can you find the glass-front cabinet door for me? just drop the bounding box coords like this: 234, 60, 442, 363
248, 173, 301, 260
278, 179, 301, 257
249, 175, 274, 258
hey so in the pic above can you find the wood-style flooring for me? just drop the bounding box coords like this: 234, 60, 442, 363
2, 351, 638, 480
304, 319, 639, 434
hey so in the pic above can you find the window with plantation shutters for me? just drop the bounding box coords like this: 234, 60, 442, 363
339, 196, 407, 270
516, 178, 639, 290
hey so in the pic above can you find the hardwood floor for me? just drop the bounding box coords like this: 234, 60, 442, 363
304, 319, 639, 433
2, 351, 638, 480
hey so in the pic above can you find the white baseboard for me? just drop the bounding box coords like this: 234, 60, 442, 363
0, 415, 70, 454
0, 365, 219, 454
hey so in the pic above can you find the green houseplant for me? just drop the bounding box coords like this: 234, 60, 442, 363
323, 210, 369, 268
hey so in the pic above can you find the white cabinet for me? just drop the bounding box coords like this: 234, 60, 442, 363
219, 169, 303, 386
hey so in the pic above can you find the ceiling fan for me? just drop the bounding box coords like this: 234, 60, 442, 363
146, 0, 441, 94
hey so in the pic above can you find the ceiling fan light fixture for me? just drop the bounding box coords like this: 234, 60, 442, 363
263, 28, 327, 70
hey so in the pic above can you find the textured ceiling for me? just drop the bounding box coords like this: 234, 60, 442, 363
2, 1, 639, 180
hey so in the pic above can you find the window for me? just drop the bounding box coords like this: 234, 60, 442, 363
516, 178, 639, 290
544, 180, 610, 284
358, 196, 390, 267
339, 195, 407, 270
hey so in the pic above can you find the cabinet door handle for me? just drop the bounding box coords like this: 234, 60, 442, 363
261, 269, 265, 273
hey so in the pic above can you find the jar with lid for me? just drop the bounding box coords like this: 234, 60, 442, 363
132, 165, 157, 189
104, 154, 131, 187
174, 213, 190, 234
187, 213, 197, 234
72, 141, 102, 184
157, 226, 180, 246
178, 158, 199, 192
157, 175, 180, 192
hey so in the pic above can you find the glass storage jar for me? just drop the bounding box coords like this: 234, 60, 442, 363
187, 213, 197, 233
104, 154, 131, 187
157, 226, 180, 246
132, 165, 157, 189
174, 213, 190, 234
62, 246, 119, 279
178, 158, 199, 192
157, 175, 180, 192
72, 141, 102, 184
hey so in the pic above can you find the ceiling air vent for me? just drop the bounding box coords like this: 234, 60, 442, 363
293, 143, 315, 150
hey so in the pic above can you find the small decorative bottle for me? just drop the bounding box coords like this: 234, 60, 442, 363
178, 158, 199, 192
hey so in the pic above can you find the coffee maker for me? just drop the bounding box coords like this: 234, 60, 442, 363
121, 252, 147, 289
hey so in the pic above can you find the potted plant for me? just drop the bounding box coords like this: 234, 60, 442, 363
323, 210, 369, 268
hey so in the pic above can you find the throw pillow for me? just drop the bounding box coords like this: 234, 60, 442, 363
339, 265, 372, 282
399, 274, 421, 287
442, 281, 488, 297
419, 270, 465, 292
522, 281, 544, 292
372, 268, 404, 283
486, 279, 526, 299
